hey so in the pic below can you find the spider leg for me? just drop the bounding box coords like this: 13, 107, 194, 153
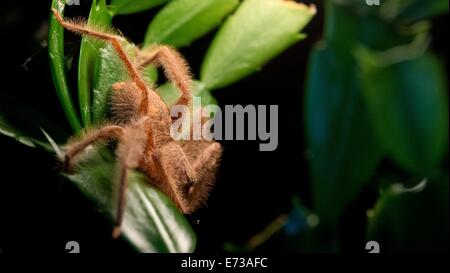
181, 141, 222, 213
63, 125, 125, 171
137, 45, 192, 107
112, 117, 151, 238
51, 9, 149, 113
152, 142, 198, 213
153, 140, 222, 214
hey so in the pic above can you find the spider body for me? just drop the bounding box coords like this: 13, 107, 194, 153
52, 9, 222, 238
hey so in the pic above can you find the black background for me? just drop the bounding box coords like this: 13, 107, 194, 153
0, 0, 447, 253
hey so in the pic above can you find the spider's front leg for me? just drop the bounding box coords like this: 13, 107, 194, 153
152, 141, 198, 213
112, 117, 151, 238
153, 140, 222, 214
61, 119, 150, 239
181, 141, 222, 213
137, 45, 192, 107
63, 125, 125, 171
51, 9, 149, 111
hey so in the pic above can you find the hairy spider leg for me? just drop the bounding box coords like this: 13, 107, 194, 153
138, 45, 193, 108
64, 125, 125, 169
112, 117, 152, 238
61, 122, 147, 239
51, 8, 149, 114
181, 141, 222, 213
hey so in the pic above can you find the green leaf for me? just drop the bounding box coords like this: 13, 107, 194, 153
158, 80, 217, 108
367, 178, 449, 252
92, 42, 158, 124
49, 0, 82, 132
359, 50, 449, 174
92, 43, 128, 124
66, 148, 197, 253
144, 0, 239, 48
0, 92, 68, 151
78, 0, 112, 127
92, 43, 130, 124
398, 0, 449, 22
110, 0, 171, 15
305, 45, 383, 226
200, 0, 316, 90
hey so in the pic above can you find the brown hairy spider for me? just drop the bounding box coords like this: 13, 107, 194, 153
51, 9, 222, 238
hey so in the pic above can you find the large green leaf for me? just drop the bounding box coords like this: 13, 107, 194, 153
48, 0, 82, 132
359, 50, 449, 175
0, 92, 68, 151
92, 43, 129, 124
66, 148, 196, 253
92, 42, 158, 124
92, 43, 158, 124
110, 0, 171, 15
78, 0, 113, 127
305, 45, 383, 226
144, 0, 238, 48
367, 178, 449, 252
200, 0, 316, 90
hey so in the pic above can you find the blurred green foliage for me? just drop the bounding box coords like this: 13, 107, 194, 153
231, 0, 448, 253
305, 44, 383, 226
305, 0, 448, 252
367, 177, 449, 252
308, 0, 448, 225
